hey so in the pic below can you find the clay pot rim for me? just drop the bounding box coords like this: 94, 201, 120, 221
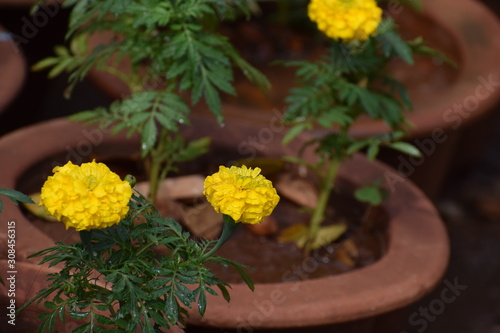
0, 25, 26, 114
0, 117, 449, 329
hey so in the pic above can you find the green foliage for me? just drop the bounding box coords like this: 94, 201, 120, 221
33, 0, 270, 201
354, 179, 388, 206
281, 14, 446, 166
279, 1, 452, 252
34, 0, 269, 119
0, 188, 34, 213
70, 89, 191, 156
283, 19, 414, 145
19, 190, 249, 332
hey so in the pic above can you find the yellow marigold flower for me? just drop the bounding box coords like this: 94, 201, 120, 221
308, 0, 382, 41
203, 165, 280, 224
40, 160, 132, 231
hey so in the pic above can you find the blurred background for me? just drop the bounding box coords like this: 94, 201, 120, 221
1, 1, 500, 332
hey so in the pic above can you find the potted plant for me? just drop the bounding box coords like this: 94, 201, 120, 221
1, 156, 280, 332
0, 112, 448, 333
0, 0, 450, 332
0, 0, 273, 331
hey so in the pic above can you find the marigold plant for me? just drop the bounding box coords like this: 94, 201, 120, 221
20, 162, 273, 332
281, 0, 451, 253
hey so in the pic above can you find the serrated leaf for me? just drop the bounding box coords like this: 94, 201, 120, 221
197, 289, 207, 316
165, 293, 179, 324
175, 283, 195, 306
316, 107, 352, 128
380, 30, 414, 65
141, 117, 157, 156
203, 82, 223, 124
227, 262, 254, 292
217, 283, 231, 303
95, 313, 115, 326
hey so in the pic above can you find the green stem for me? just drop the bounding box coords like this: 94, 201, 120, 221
147, 128, 170, 203
148, 154, 162, 203
305, 159, 341, 254
80, 230, 94, 254
202, 215, 239, 259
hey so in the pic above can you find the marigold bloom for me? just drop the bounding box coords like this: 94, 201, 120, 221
40, 160, 132, 231
203, 165, 280, 224
308, 0, 382, 41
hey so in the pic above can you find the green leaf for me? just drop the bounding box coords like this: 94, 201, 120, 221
175, 283, 195, 306
165, 293, 179, 324
355, 186, 387, 206
141, 117, 157, 157
72, 323, 91, 333
226, 262, 254, 292
316, 107, 352, 128
366, 143, 380, 160
378, 25, 414, 64
175, 137, 211, 163
32, 57, 61, 72
0, 188, 34, 206
282, 123, 309, 145
346, 140, 369, 155
69, 311, 89, 320
216, 283, 231, 303
197, 289, 207, 316
203, 82, 223, 124
95, 313, 115, 326
388, 142, 421, 157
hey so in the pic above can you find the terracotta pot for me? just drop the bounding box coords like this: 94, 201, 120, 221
0, 25, 26, 115
85, 0, 500, 200
0, 113, 449, 332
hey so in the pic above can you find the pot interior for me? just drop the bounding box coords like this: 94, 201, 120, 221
15, 139, 389, 284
